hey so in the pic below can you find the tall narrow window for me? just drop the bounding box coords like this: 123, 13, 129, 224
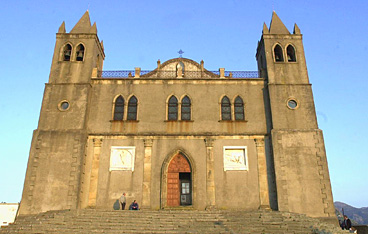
168, 96, 178, 120
113, 96, 124, 120
76, 44, 85, 61
274, 44, 284, 62
181, 96, 191, 121
63, 44, 72, 61
287, 45, 296, 62
127, 96, 138, 120
234, 96, 244, 120
221, 96, 231, 120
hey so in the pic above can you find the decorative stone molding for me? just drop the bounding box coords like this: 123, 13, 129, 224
254, 138, 265, 148
204, 138, 214, 147
93, 138, 102, 147
144, 139, 153, 147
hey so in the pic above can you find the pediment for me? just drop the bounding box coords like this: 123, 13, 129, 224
141, 58, 218, 79
160, 58, 202, 71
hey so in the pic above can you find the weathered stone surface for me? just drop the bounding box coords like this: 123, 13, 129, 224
19, 11, 336, 227
1, 210, 348, 234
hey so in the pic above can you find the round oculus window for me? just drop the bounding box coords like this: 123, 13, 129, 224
287, 100, 298, 109
58, 100, 70, 111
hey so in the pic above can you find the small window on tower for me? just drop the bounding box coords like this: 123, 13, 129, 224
287, 98, 299, 110
58, 100, 70, 111
287, 45, 296, 62
63, 44, 72, 61
274, 44, 284, 62
76, 44, 85, 61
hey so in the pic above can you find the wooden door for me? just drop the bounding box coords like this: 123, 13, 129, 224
167, 153, 191, 207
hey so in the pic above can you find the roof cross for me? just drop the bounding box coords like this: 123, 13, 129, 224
178, 49, 184, 58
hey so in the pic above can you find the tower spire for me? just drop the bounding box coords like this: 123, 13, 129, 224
70, 11, 91, 33
269, 11, 290, 34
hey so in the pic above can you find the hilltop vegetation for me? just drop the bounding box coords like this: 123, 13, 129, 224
334, 201, 368, 225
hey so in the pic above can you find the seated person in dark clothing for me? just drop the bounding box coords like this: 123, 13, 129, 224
342, 215, 352, 230
129, 200, 139, 210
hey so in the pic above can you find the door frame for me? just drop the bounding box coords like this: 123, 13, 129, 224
160, 149, 196, 209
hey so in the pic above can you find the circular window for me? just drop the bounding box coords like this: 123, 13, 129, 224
58, 100, 70, 111
61, 102, 69, 110
287, 99, 298, 109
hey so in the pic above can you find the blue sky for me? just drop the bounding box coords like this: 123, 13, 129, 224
0, 0, 367, 208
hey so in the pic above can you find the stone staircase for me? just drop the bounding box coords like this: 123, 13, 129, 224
0, 209, 350, 234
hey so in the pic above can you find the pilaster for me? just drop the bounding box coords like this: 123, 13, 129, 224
88, 138, 102, 207
142, 139, 153, 208
204, 138, 216, 209
255, 138, 270, 209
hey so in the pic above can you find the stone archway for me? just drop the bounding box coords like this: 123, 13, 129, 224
161, 151, 195, 209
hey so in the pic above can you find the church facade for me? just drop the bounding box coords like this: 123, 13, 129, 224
19, 11, 336, 222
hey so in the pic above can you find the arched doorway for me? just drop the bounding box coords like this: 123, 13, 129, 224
165, 152, 192, 207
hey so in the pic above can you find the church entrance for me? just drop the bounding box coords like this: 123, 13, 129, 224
167, 153, 192, 207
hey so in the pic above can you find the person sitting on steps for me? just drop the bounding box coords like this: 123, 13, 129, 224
129, 200, 139, 210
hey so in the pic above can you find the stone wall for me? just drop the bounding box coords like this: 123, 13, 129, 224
272, 130, 335, 219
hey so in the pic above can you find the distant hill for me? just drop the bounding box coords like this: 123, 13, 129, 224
334, 201, 368, 225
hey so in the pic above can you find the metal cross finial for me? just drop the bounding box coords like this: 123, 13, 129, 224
178, 49, 184, 58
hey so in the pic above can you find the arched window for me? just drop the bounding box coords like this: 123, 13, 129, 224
181, 96, 191, 121
127, 96, 138, 120
234, 96, 244, 120
168, 96, 178, 120
274, 44, 284, 62
287, 45, 296, 62
221, 96, 231, 120
63, 44, 72, 61
76, 44, 85, 61
113, 96, 124, 120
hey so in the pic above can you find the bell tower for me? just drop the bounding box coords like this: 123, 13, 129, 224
256, 12, 336, 223
49, 10, 104, 84
19, 11, 104, 214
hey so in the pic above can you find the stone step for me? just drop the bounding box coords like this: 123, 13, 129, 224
1, 209, 351, 234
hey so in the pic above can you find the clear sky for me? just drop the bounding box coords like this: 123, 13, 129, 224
0, 0, 367, 208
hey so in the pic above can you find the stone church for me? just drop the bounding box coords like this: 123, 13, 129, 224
19, 11, 336, 223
